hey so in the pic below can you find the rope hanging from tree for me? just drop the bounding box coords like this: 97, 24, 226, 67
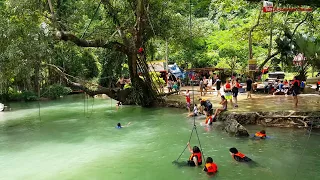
173, 0, 205, 164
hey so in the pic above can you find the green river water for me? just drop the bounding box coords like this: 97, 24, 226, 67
0, 96, 320, 180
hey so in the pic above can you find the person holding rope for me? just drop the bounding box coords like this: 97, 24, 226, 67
187, 142, 202, 167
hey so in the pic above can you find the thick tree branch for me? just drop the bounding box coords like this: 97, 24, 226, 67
56, 31, 127, 53
44, 64, 134, 104
259, 51, 280, 69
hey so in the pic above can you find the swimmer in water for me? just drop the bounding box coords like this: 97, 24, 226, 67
253, 130, 267, 139
229, 147, 252, 162
203, 157, 218, 175
116, 122, 131, 128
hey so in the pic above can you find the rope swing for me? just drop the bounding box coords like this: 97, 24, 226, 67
173, 0, 204, 164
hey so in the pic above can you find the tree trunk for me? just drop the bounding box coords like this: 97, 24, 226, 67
248, 8, 262, 60
268, 11, 274, 57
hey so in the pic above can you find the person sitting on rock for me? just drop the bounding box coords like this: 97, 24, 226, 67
212, 95, 227, 121
254, 130, 267, 139
188, 104, 198, 117
229, 147, 252, 162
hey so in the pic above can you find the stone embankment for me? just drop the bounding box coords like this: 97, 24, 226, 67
163, 99, 320, 137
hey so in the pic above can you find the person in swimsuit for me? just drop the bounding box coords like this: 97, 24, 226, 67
212, 95, 227, 120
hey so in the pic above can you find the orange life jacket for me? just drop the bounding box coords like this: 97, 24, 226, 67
205, 163, 218, 173
189, 152, 202, 164
233, 152, 245, 159
255, 132, 266, 138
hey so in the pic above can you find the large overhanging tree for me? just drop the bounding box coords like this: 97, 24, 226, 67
45, 0, 183, 107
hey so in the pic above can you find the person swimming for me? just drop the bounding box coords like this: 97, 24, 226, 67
229, 147, 252, 162
187, 142, 202, 166
203, 157, 218, 175
254, 130, 267, 139
116, 122, 131, 128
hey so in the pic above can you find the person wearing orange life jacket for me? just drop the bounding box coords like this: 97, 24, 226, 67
203, 157, 218, 175
254, 130, 267, 139
187, 142, 202, 166
204, 113, 213, 125
229, 147, 252, 162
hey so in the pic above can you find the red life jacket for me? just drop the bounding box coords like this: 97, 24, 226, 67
255, 132, 266, 138
236, 82, 240, 88
233, 152, 245, 159
318, 81, 320, 85
225, 83, 231, 89
205, 163, 218, 173
189, 152, 202, 164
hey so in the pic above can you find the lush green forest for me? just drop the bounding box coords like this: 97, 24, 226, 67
0, 0, 319, 105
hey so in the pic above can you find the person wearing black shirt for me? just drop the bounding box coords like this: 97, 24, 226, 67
246, 77, 253, 99
213, 76, 222, 97
291, 76, 300, 107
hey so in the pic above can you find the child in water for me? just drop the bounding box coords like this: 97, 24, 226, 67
187, 104, 198, 117
229, 147, 252, 162
203, 157, 218, 175
116, 122, 131, 128
187, 142, 202, 166
254, 130, 267, 139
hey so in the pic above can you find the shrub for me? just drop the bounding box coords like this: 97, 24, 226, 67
42, 84, 72, 99
150, 72, 166, 88
21, 91, 38, 101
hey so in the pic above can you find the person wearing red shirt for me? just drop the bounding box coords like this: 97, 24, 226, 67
185, 90, 191, 113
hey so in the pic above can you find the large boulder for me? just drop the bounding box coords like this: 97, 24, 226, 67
224, 119, 249, 137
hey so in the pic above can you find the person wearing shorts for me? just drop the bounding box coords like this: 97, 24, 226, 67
186, 90, 191, 113
232, 79, 240, 107
291, 77, 300, 107
224, 79, 233, 107
246, 77, 253, 99
214, 76, 221, 97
